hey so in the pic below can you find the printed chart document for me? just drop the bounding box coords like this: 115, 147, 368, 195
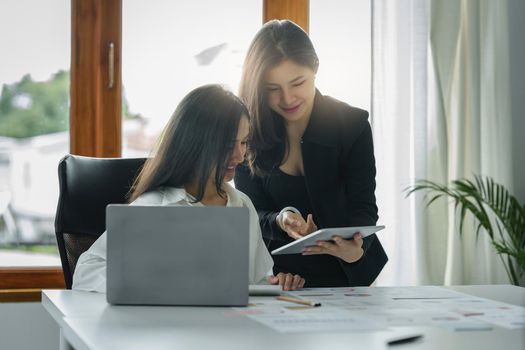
235, 286, 525, 333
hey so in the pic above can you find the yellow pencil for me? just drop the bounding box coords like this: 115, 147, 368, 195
276, 295, 321, 307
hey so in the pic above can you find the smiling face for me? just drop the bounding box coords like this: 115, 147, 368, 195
223, 115, 249, 182
264, 59, 316, 124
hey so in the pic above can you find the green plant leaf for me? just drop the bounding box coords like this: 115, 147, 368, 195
405, 176, 525, 286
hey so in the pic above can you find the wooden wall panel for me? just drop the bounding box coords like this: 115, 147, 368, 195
263, 0, 309, 33
70, 0, 122, 157
0, 268, 65, 302
0, 289, 43, 303
0, 267, 65, 289
99, 0, 122, 157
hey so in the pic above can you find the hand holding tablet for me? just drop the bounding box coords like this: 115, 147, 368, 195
271, 225, 385, 255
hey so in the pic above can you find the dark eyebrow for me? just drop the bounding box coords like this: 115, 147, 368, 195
266, 75, 305, 86
289, 76, 305, 84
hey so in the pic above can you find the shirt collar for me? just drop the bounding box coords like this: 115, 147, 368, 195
162, 182, 241, 206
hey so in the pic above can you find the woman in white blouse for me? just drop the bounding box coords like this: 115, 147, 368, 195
72, 84, 305, 293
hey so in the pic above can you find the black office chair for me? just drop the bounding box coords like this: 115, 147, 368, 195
54, 154, 147, 289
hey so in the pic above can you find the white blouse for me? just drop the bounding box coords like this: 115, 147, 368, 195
72, 183, 273, 292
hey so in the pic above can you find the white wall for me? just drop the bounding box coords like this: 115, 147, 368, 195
509, 0, 525, 202
0, 302, 59, 350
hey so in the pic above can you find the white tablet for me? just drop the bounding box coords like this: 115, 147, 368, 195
271, 225, 385, 255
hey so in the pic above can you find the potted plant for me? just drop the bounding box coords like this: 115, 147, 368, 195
405, 175, 525, 286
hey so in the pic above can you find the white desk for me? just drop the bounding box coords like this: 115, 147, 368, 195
42, 285, 525, 350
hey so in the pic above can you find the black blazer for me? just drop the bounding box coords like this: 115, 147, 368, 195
235, 91, 388, 286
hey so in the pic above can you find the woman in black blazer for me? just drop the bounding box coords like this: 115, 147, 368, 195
235, 20, 388, 287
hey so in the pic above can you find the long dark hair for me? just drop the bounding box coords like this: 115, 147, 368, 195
129, 84, 248, 203
239, 20, 319, 176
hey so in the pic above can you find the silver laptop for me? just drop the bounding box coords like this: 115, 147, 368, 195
106, 205, 249, 306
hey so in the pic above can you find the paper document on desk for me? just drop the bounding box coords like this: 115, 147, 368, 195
236, 286, 525, 333
237, 297, 387, 333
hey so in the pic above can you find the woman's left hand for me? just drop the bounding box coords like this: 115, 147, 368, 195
301, 233, 364, 263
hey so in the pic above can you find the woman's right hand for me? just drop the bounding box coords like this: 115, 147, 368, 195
278, 212, 318, 240
268, 272, 305, 291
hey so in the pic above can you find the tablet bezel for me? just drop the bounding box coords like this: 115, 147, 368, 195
271, 225, 385, 255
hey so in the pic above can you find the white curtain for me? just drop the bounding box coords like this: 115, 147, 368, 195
372, 0, 513, 286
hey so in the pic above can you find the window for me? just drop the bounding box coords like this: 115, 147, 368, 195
310, 0, 371, 111
1, 0, 308, 296
0, 0, 69, 268
121, 1, 262, 157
